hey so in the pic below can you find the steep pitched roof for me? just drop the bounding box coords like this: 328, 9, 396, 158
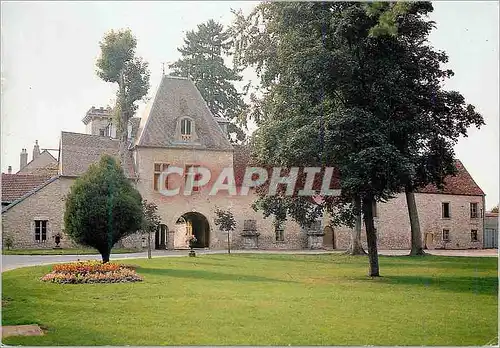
417, 160, 484, 196
17, 150, 58, 176
1, 173, 54, 203
136, 75, 233, 151
59, 131, 136, 178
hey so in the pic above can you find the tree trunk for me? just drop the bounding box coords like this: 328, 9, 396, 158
406, 184, 425, 256
118, 70, 129, 170
346, 196, 367, 255
147, 232, 152, 259
362, 195, 379, 277
227, 232, 231, 254
101, 249, 110, 263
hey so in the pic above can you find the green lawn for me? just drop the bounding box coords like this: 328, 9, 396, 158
2, 248, 140, 255
1, 254, 497, 346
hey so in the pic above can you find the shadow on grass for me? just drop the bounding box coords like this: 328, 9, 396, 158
378, 275, 498, 296
137, 267, 296, 283
380, 256, 498, 271
227, 253, 359, 266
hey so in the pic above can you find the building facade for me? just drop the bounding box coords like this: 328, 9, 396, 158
1, 76, 487, 251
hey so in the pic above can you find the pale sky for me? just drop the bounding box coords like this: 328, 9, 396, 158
1, 1, 498, 209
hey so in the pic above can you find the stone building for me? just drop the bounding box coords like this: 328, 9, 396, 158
484, 212, 498, 248
1, 75, 487, 251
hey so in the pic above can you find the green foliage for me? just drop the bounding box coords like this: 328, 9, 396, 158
213, 207, 236, 233
63, 155, 143, 262
231, 2, 484, 275
169, 20, 248, 143
364, 2, 413, 37
232, 1, 484, 219
4, 235, 14, 250
96, 29, 150, 142
142, 200, 161, 234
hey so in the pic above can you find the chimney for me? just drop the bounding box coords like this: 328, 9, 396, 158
20, 148, 28, 169
7, 166, 12, 174
33, 140, 40, 160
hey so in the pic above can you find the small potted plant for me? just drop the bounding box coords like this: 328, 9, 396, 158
188, 235, 197, 257
53, 233, 62, 249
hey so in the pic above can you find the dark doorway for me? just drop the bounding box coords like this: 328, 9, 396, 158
155, 224, 168, 249
177, 212, 210, 248
323, 226, 335, 249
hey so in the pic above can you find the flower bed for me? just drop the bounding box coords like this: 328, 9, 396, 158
40, 261, 143, 284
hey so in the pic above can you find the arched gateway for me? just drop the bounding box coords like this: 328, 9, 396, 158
174, 212, 210, 249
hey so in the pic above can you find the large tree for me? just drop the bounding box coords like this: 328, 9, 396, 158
169, 19, 247, 142
64, 155, 143, 263
232, 2, 483, 274
96, 29, 150, 164
362, 2, 484, 255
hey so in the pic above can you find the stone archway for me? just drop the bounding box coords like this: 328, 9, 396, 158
174, 212, 210, 249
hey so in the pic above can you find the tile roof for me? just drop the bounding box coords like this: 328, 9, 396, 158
416, 160, 484, 196
60, 131, 136, 178
136, 75, 233, 151
232, 144, 341, 192
233, 151, 482, 197
2, 176, 60, 213
1, 173, 54, 203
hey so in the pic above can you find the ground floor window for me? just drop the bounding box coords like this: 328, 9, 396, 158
442, 229, 450, 242
35, 220, 47, 242
471, 229, 478, 242
275, 221, 284, 242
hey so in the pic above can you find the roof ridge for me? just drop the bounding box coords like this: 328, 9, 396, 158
163, 75, 190, 81
136, 76, 232, 150
456, 160, 485, 196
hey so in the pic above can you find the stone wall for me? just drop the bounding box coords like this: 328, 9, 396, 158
327, 192, 484, 250
129, 145, 309, 251
3, 144, 485, 252
1, 178, 75, 249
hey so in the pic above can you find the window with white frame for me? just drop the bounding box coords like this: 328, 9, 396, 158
180, 118, 192, 140
35, 220, 47, 242
153, 163, 169, 191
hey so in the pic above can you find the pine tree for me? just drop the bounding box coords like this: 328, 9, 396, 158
170, 19, 247, 142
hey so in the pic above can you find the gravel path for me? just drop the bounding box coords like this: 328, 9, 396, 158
2, 248, 497, 272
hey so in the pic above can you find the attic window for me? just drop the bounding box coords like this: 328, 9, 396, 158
180, 118, 192, 140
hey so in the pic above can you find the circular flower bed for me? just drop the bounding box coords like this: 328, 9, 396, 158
40, 260, 143, 284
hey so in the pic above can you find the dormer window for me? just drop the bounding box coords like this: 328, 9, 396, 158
180, 118, 192, 141
175, 116, 198, 143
